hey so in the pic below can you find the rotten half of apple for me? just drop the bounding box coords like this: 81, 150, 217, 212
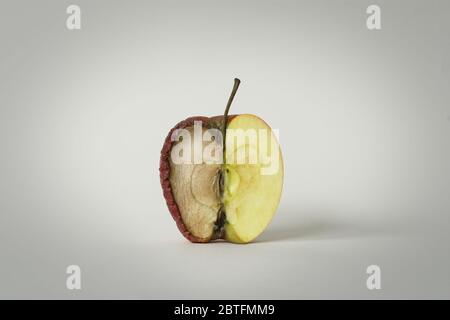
159, 79, 283, 243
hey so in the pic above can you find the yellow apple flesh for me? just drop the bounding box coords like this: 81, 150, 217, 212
223, 114, 284, 243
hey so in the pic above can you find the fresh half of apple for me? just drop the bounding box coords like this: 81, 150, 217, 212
160, 79, 283, 243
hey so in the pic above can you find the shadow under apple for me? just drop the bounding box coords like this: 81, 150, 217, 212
255, 209, 387, 243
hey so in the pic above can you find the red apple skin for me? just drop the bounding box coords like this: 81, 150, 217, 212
160, 115, 236, 243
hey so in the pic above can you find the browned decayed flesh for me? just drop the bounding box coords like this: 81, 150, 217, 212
169, 126, 222, 241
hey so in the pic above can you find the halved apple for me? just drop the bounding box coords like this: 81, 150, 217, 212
159, 79, 283, 243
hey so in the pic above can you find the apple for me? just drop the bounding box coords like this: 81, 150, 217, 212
160, 79, 283, 243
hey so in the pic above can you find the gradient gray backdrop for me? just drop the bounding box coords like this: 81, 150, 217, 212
1, 0, 450, 299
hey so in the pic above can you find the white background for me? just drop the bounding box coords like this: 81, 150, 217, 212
1, 0, 449, 298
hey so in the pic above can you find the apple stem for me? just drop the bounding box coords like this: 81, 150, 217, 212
222, 78, 241, 158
